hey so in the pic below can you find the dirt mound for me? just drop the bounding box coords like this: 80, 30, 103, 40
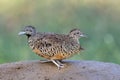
0, 60, 120, 80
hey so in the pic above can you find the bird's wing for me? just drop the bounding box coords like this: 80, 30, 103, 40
32, 33, 67, 55
39, 33, 65, 44
30, 33, 81, 59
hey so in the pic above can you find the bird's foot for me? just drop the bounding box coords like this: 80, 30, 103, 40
57, 63, 65, 70
51, 60, 65, 70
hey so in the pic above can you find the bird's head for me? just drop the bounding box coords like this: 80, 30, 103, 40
69, 28, 86, 39
18, 26, 36, 37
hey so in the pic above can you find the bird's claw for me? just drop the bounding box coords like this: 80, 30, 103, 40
58, 64, 64, 70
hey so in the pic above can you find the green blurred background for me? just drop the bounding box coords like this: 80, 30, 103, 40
0, 0, 120, 64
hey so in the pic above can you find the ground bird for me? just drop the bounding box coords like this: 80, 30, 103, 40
18, 26, 86, 69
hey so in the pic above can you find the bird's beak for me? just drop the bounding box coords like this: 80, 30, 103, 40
80, 33, 87, 38
18, 31, 26, 35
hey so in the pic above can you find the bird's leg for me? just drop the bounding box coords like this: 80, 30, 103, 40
56, 60, 64, 66
51, 60, 64, 69
58, 60, 64, 63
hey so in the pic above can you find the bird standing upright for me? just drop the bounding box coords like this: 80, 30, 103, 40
18, 26, 86, 69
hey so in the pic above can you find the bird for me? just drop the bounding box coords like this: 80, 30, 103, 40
18, 26, 86, 69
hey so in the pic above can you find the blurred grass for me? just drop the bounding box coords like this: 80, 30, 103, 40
0, 0, 120, 64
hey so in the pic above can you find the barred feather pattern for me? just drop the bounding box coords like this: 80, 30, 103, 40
28, 33, 81, 60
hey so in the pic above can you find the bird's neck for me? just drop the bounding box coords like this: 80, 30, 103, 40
26, 31, 36, 38
70, 37, 80, 44
68, 35, 80, 44
76, 38, 80, 44
26, 34, 31, 38
26, 33, 35, 39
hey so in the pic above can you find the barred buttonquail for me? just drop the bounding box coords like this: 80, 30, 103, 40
18, 26, 86, 69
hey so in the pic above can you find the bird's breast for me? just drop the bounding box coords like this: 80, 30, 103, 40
32, 48, 51, 59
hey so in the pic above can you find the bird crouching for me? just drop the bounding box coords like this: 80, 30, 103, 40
18, 26, 86, 69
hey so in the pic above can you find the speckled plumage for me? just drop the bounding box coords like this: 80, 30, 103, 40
19, 26, 85, 69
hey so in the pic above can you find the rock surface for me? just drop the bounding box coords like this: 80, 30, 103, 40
0, 60, 120, 80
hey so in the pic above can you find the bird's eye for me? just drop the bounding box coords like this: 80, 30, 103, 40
29, 30, 32, 32
26, 29, 28, 31
76, 32, 79, 34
